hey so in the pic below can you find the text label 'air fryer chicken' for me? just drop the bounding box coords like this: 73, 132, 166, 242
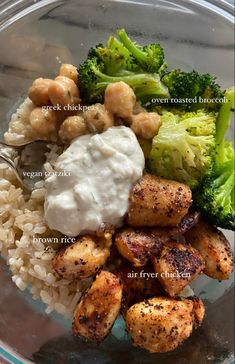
52, 230, 112, 279
114, 211, 200, 267
127, 174, 192, 227
125, 296, 205, 353
185, 220, 234, 280
116, 264, 164, 314
72, 270, 122, 341
152, 241, 205, 297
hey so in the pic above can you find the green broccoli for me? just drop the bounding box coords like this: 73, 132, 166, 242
216, 86, 235, 164
193, 86, 235, 230
78, 54, 169, 104
148, 110, 216, 189
194, 146, 234, 230
91, 36, 139, 75
162, 70, 224, 110
117, 28, 165, 73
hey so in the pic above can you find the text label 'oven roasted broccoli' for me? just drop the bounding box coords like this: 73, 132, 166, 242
161, 70, 224, 110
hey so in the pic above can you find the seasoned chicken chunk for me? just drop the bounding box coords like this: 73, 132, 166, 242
190, 296, 205, 328
172, 211, 200, 235
52, 230, 112, 279
127, 174, 192, 227
125, 297, 195, 353
185, 220, 234, 280
152, 241, 205, 297
115, 228, 163, 267
115, 212, 200, 267
117, 264, 163, 314
72, 271, 122, 341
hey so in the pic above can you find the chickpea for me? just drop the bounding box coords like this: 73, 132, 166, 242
48, 76, 80, 108
131, 112, 162, 139
133, 102, 146, 115
29, 107, 57, 134
59, 115, 88, 141
59, 64, 78, 84
28, 78, 53, 106
104, 81, 136, 118
84, 103, 114, 133
125, 102, 147, 126
54, 109, 72, 125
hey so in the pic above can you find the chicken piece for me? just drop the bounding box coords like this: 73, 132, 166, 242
116, 264, 163, 314
115, 212, 200, 267
72, 271, 122, 341
127, 174, 192, 227
52, 230, 112, 279
115, 228, 163, 267
152, 241, 204, 297
171, 211, 200, 236
125, 297, 195, 353
190, 296, 205, 328
185, 220, 234, 280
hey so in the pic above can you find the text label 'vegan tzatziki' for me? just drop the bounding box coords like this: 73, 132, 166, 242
44, 126, 145, 236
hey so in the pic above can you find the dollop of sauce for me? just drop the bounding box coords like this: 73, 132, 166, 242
44, 126, 145, 236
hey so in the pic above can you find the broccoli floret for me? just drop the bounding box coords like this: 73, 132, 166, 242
78, 54, 169, 104
78, 56, 104, 103
194, 146, 234, 230
78, 29, 169, 104
148, 110, 216, 189
92, 36, 140, 75
193, 87, 235, 230
117, 28, 165, 73
162, 70, 224, 110
216, 86, 235, 164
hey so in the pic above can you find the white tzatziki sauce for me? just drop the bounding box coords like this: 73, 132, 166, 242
44, 126, 145, 236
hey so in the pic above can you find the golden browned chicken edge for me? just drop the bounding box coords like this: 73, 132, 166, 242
72, 270, 122, 341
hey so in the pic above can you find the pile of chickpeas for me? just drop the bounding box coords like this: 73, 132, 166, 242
28, 64, 162, 143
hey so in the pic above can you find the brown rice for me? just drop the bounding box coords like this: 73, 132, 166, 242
0, 99, 90, 317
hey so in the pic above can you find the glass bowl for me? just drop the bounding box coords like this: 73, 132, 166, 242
0, 1, 234, 363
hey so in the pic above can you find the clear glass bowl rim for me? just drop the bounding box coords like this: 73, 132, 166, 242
0, 0, 234, 32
